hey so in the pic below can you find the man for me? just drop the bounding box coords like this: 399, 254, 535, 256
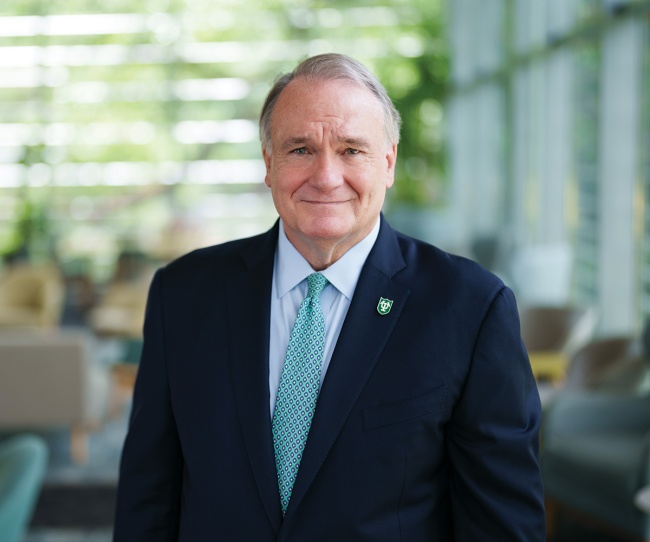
114, 53, 545, 541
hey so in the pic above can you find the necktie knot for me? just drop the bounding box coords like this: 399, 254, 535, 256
306, 272, 328, 300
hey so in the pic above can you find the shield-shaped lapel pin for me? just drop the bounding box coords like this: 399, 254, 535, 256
377, 297, 393, 316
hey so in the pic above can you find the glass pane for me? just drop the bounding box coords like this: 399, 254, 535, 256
572, 40, 601, 304
642, 21, 650, 322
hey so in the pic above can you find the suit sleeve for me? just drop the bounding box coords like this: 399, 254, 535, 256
446, 286, 546, 541
113, 269, 183, 541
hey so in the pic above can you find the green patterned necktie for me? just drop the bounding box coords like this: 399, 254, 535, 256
272, 272, 329, 515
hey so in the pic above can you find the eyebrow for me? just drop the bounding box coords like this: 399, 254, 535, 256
279, 137, 310, 152
278, 135, 372, 152
340, 137, 371, 149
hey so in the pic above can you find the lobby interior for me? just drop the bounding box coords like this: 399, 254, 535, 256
1, 1, 650, 540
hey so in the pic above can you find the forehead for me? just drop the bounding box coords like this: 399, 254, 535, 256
271, 77, 384, 136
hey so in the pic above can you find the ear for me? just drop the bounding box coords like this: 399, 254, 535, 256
262, 146, 272, 188
385, 143, 397, 189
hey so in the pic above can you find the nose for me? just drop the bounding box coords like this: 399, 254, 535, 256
309, 152, 344, 190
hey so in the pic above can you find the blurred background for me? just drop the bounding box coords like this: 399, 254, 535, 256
0, 0, 649, 541
0, 0, 445, 284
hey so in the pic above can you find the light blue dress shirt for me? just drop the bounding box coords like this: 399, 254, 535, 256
269, 218, 380, 417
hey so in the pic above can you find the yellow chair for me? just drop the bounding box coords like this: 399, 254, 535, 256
0, 263, 64, 328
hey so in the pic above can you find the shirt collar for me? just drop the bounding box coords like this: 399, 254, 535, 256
275, 218, 380, 301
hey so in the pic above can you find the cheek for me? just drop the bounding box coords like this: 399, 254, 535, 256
266, 164, 289, 192
268, 171, 302, 204
354, 171, 385, 199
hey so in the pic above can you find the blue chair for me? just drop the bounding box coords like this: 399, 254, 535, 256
0, 434, 48, 542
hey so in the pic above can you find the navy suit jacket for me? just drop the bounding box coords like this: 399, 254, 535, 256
114, 217, 545, 541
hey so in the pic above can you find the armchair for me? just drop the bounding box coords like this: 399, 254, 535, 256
519, 305, 597, 382
0, 329, 112, 463
89, 278, 149, 339
0, 263, 64, 328
563, 336, 643, 391
0, 434, 48, 542
542, 388, 650, 541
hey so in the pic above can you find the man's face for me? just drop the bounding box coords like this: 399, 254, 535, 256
263, 77, 397, 262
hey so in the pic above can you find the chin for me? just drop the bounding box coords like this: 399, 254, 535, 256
299, 216, 354, 242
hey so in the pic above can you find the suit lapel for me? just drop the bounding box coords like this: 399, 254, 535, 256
285, 218, 410, 517
226, 223, 283, 533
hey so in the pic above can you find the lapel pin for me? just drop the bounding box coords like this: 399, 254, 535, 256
377, 297, 393, 316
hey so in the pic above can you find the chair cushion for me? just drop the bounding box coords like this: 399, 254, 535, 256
543, 431, 649, 536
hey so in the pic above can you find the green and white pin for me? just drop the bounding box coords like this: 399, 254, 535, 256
377, 297, 393, 315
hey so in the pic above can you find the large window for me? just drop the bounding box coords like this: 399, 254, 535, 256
0, 0, 446, 283
447, 0, 650, 334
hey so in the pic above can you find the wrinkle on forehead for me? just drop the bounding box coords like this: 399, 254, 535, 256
270, 79, 386, 153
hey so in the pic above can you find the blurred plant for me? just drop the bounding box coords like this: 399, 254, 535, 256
1, 199, 50, 263
0, 0, 450, 270
1, 144, 54, 263
378, 2, 449, 208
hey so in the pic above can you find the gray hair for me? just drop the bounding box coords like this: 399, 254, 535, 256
259, 53, 402, 149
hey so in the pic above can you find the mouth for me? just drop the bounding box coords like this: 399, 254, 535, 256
303, 199, 349, 205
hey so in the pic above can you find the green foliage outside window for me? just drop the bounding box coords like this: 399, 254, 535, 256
0, 0, 449, 275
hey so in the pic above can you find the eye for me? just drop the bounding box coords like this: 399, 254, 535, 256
345, 148, 360, 155
292, 147, 308, 155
